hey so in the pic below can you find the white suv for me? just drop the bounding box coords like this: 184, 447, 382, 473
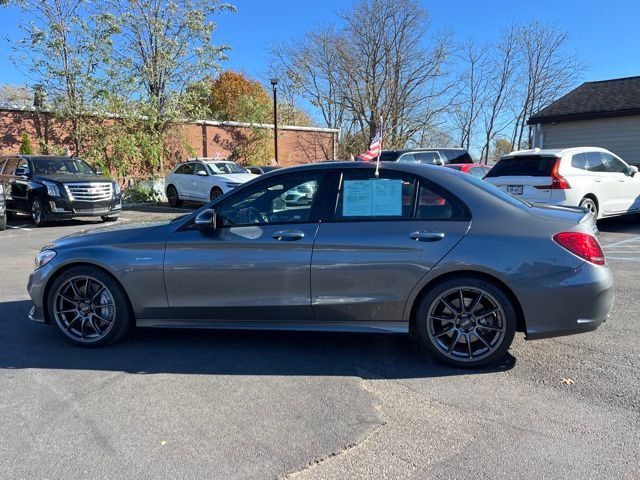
485, 147, 640, 219
165, 158, 257, 207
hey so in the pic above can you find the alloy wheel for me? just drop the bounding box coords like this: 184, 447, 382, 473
580, 198, 598, 217
52, 275, 116, 343
426, 286, 507, 363
167, 186, 179, 207
31, 198, 43, 225
210, 188, 223, 200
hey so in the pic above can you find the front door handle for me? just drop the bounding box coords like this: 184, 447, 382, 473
272, 230, 305, 241
594, 178, 601, 183
409, 231, 445, 242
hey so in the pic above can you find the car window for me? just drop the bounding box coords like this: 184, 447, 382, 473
469, 167, 486, 178
414, 151, 440, 164
3, 158, 19, 176
0, 158, 6, 174
571, 153, 587, 170
207, 162, 247, 174
396, 153, 416, 163
336, 170, 416, 219
485, 156, 557, 177
416, 182, 467, 220
30, 157, 94, 174
584, 152, 606, 172
601, 153, 627, 173
192, 162, 207, 175
217, 172, 325, 226
175, 164, 193, 175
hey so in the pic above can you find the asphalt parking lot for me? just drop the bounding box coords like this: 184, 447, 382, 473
0, 207, 638, 479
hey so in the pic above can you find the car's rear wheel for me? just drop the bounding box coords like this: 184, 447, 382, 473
416, 277, 516, 368
101, 215, 119, 222
210, 187, 223, 201
580, 197, 598, 218
48, 266, 133, 346
30, 196, 47, 227
167, 185, 182, 207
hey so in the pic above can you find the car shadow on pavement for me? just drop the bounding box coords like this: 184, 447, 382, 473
0, 300, 515, 379
597, 214, 640, 234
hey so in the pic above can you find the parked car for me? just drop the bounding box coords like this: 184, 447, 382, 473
281, 181, 317, 205
380, 148, 473, 165
0, 155, 122, 227
246, 165, 280, 175
444, 163, 492, 178
165, 158, 257, 206
0, 181, 6, 231
28, 162, 613, 368
485, 147, 640, 219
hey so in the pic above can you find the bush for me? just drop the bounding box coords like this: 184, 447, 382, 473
122, 178, 165, 204
19, 133, 34, 155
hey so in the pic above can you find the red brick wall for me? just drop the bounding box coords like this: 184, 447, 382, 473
0, 109, 336, 172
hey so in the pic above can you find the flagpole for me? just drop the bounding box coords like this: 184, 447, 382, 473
375, 116, 383, 177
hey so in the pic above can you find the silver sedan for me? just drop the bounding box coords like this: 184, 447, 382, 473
27, 162, 614, 367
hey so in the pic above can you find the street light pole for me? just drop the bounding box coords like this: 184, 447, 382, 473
271, 78, 279, 165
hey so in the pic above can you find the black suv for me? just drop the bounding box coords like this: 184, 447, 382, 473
0, 155, 122, 227
0, 179, 6, 231
380, 148, 473, 165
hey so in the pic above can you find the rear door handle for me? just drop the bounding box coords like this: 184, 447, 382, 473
272, 230, 305, 241
409, 231, 445, 242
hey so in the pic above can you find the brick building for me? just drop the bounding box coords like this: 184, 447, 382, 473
0, 106, 339, 172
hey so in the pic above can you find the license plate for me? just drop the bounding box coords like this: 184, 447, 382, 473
507, 185, 523, 195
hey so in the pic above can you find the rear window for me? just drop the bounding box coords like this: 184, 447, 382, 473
485, 156, 557, 177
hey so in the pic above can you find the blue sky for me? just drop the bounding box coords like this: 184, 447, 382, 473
0, 0, 638, 88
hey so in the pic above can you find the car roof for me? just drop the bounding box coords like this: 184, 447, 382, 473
505, 147, 611, 158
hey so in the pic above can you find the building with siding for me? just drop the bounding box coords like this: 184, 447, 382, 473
528, 76, 640, 166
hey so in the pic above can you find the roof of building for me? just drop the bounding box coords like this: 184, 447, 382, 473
528, 75, 640, 124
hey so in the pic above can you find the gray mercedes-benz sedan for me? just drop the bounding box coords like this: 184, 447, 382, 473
27, 162, 614, 367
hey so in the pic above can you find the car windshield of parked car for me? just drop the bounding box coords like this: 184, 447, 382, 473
31, 157, 96, 175
206, 162, 247, 174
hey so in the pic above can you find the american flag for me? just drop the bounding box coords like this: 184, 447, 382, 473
357, 130, 382, 162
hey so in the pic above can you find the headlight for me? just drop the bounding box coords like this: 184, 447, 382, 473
42, 181, 60, 197
225, 182, 241, 188
34, 250, 56, 269
114, 182, 121, 195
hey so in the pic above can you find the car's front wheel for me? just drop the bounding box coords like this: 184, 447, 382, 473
166, 185, 182, 208
415, 276, 516, 368
30, 196, 47, 227
0, 212, 5, 231
48, 265, 133, 346
101, 215, 119, 222
210, 187, 223, 201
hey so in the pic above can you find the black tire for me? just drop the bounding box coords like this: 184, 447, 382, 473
6, 210, 16, 220
47, 265, 133, 347
579, 197, 598, 218
101, 215, 119, 222
415, 276, 516, 368
167, 184, 182, 207
0, 213, 6, 231
30, 196, 47, 227
210, 187, 223, 201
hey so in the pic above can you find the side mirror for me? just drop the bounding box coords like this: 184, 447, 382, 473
195, 208, 217, 231
196, 170, 207, 176
95, 169, 102, 176
627, 165, 638, 177
14, 167, 29, 177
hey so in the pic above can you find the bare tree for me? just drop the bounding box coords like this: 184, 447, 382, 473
510, 20, 584, 150
479, 25, 519, 162
450, 40, 489, 151
270, 0, 453, 154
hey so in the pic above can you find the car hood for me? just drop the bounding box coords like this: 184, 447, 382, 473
46, 219, 178, 250
213, 173, 257, 183
32, 174, 113, 184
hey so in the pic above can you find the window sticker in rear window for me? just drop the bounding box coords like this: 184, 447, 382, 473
343, 179, 402, 217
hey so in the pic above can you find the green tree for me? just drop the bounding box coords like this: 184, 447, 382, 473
19, 132, 34, 154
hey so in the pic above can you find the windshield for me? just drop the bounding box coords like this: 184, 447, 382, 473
459, 170, 532, 208
31, 157, 96, 175
206, 162, 247, 174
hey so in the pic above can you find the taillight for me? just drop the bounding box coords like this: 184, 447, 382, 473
553, 232, 605, 265
534, 158, 571, 189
